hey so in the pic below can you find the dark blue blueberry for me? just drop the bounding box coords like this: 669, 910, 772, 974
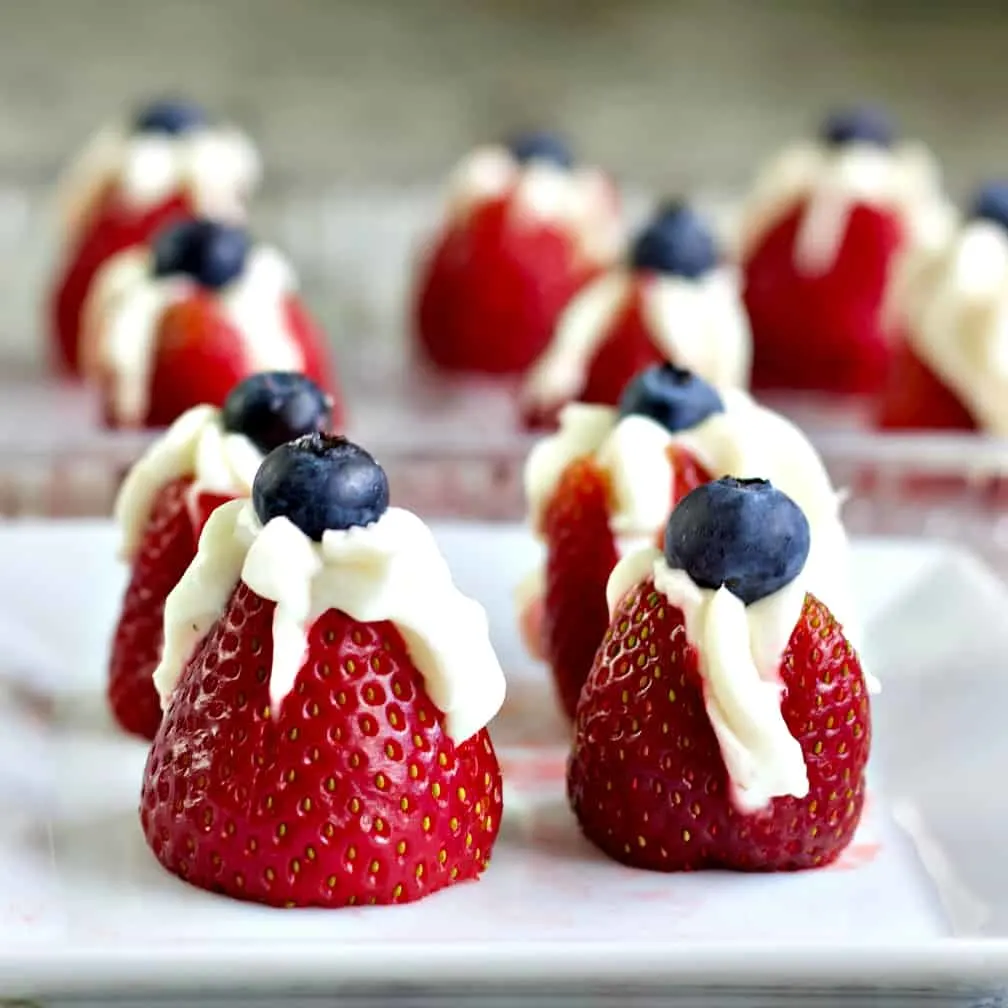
133, 98, 207, 136
151, 218, 249, 290
222, 372, 332, 455
253, 435, 390, 540
663, 477, 811, 606
506, 130, 574, 170
629, 201, 718, 278
619, 363, 723, 434
821, 105, 894, 149
968, 181, 1008, 231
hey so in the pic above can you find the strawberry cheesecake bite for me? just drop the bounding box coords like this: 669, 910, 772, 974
51, 98, 260, 375
141, 435, 505, 908
879, 181, 1008, 434
740, 105, 947, 395
521, 362, 852, 721
110, 372, 333, 740
82, 217, 338, 429
522, 201, 750, 426
414, 130, 622, 376
569, 477, 872, 872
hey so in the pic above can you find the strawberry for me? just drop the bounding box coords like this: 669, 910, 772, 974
878, 330, 977, 432
743, 201, 901, 395
541, 445, 711, 721
94, 219, 341, 430
52, 190, 193, 376
141, 294, 252, 429
109, 374, 335, 740
568, 579, 871, 872
141, 584, 503, 908
109, 478, 229, 738
416, 195, 598, 375
522, 203, 747, 429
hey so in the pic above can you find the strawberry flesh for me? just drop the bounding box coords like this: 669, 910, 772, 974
568, 579, 871, 871
141, 583, 503, 907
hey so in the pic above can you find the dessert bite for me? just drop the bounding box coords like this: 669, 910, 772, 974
51, 98, 260, 375
522, 201, 750, 426
141, 435, 506, 908
568, 478, 873, 872
82, 218, 339, 429
879, 180, 1008, 434
414, 130, 622, 375
740, 104, 947, 395
110, 372, 333, 739
521, 363, 852, 721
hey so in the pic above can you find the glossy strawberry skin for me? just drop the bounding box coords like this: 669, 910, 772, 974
52, 190, 193, 376
416, 196, 598, 375
541, 448, 711, 721
542, 459, 619, 721
878, 331, 977, 432
568, 580, 871, 872
141, 584, 503, 908
109, 478, 233, 740
743, 202, 902, 395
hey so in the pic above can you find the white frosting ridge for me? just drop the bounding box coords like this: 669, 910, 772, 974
84, 244, 304, 426
154, 499, 507, 744
738, 139, 945, 276
606, 549, 810, 813
114, 405, 262, 561
56, 120, 260, 243
891, 216, 1008, 435
522, 267, 750, 414
444, 145, 622, 265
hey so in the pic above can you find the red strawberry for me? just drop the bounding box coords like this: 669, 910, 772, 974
415, 196, 600, 375
743, 202, 902, 395
52, 191, 193, 376
109, 477, 231, 739
541, 446, 712, 721
140, 583, 503, 908
541, 459, 618, 721
878, 331, 976, 432
576, 283, 663, 409
102, 293, 339, 430
568, 580, 871, 872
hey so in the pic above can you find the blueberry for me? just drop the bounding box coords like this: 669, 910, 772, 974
968, 181, 1008, 231
506, 130, 574, 170
629, 201, 719, 278
619, 363, 723, 434
222, 372, 332, 455
253, 435, 390, 540
133, 98, 207, 136
663, 477, 811, 606
151, 219, 249, 289
821, 105, 894, 149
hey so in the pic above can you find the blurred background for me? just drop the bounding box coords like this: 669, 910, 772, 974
5, 0, 1008, 367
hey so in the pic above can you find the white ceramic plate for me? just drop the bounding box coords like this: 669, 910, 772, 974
0, 520, 1006, 1003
